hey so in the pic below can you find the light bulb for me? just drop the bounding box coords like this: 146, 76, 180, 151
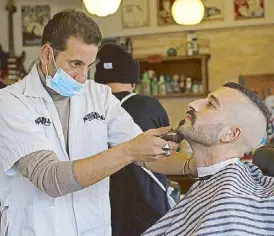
172, 0, 205, 25
83, 0, 121, 17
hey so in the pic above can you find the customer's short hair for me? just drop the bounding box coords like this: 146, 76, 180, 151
42, 9, 102, 52
223, 82, 270, 127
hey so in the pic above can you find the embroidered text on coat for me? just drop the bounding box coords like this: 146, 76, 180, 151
35, 117, 51, 126
83, 112, 105, 123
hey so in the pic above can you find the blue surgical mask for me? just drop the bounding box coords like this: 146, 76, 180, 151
45, 48, 85, 97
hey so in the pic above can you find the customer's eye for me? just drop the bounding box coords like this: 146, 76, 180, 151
206, 102, 215, 108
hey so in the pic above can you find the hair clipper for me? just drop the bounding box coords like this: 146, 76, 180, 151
160, 129, 184, 143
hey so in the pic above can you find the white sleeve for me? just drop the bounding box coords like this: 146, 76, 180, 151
0, 91, 52, 172
104, 89, 142, 147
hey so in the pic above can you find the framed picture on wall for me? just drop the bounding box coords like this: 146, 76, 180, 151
203, 0, 224, 21
234, 0, 264, 20
21, 5, 50, 46
121, 0, 150, 29
157, 0, 176, 26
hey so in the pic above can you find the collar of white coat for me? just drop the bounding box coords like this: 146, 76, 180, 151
197, 158, 240, 178
24, 63, 53, 102
24, 62, 87, 102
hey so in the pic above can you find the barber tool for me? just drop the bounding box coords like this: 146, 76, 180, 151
160, 129, 184, 143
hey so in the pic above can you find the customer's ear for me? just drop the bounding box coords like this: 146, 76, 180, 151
220, 127, 242, 143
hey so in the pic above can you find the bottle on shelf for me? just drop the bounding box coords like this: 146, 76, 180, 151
186, 32, 194, 56
165, 75, 174, 94
151, 76, 159, 96
158, 75, 166, 96
179, 74, 186, 93
141, 72, 151, 96
192, 37, 199, 55
185, 77, 192, 93
192, 80, 200, 94
172, 74, 181, 93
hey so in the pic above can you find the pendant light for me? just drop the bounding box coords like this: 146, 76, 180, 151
83, 0, 121, 17
171, 0, 205, 25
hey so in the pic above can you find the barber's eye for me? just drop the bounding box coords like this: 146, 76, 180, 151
72, 62, 81, 68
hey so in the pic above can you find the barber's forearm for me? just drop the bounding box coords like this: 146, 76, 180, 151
18, 150, 82, 198
73, 144, 133, 188
18, 146, 133, 197
142, 152, 196, 176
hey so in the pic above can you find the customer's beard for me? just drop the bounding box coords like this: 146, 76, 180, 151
178, 122, 224, 147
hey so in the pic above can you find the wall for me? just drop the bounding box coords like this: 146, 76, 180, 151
91, 0, 274, 38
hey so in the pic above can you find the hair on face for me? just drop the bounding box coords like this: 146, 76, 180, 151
42, 9, 102, 52
223, 82, 270, 128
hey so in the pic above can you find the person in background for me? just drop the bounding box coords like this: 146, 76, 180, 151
0, 9, 196, 236
143, 82, 274, 236
95, 44, 175, 236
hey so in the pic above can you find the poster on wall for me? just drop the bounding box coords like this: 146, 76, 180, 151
203, 0, 224, 21
121, 0, 150, 29
21, 5, 50, 46
234, 0, 264, 19
157, 0, 176, 26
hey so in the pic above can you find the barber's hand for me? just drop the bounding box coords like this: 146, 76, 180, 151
125, 126, 180, 163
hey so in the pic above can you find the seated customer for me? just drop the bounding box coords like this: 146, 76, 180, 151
143, 82, 274, 236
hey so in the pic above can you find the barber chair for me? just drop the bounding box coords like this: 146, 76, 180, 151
253, 146, 274, 177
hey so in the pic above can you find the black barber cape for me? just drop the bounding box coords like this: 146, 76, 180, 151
110, 91, 171, 236
142, 162, 274, 236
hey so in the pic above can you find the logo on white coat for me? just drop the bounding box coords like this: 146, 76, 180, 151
35, 117, 51, 126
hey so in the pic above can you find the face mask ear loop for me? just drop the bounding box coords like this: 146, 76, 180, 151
49, 46, 58, 71
45, 64, 49, 76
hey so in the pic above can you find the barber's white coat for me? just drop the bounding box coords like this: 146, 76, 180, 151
0, 65, 142, 236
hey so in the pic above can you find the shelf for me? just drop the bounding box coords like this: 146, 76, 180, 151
155, 92, 207, 98
135, 54, 210, 63
137, 54, 210, 97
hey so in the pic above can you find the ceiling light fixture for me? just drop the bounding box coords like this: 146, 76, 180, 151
83, 0, 121, 17
171, 0, 205, 25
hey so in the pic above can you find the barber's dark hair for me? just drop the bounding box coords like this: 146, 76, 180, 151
42, 9, 102, 52
223, 82, 270, 126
